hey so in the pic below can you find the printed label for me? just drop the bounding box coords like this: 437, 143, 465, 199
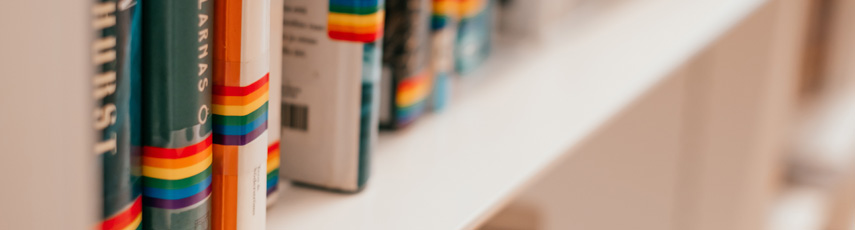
280, 0, 380, 191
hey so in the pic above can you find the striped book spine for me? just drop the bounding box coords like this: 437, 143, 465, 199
396, 70, 432, 124
141, 0, 214, 229
328, 0, 385, 42
93, 0, 143, 229
267, 0, 284, 207
279, 0, 383, 192
381, 0, 434, 129
430, 0, 459, 111
213, 0, 270, 229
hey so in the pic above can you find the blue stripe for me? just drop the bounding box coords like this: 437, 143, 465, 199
213, 112, 268, 135
266, 174, 278, 190
329, 0, 381, 8
142, 175, 212, 200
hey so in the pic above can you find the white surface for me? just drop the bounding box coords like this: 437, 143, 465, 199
266, 0, 768, 229
769, 187, 829, 230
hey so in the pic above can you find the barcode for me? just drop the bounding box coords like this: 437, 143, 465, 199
283, 102, 308, 131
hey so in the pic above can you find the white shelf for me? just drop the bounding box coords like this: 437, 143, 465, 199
266, 0, 768, 229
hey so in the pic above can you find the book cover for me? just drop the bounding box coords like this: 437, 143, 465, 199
267, 0, 284, 206
280, 0, 384, 192
93, 0, 143, 229
380, 0, 433, 129
141, 0, 214, 229
455, 0, 492, 74
430, 0, 459, 111
212, 0, 270, 229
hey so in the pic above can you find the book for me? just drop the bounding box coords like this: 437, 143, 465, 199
93, 0, 143, 229
267, 0, 284, 207
280, 0, 384, 192
430, 0, 459, 111
456, 0, 491, 75
380, 0, 434, 129
212, 0, 270, 229
141, 0, 214, 229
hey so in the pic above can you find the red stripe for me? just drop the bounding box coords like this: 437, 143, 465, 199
213, 74, 270, 96
101, 196, 142, 230
144, 135, 213, 159
267, 141, 280, 154
398, 70, 429, 92
328, 30, 384, 43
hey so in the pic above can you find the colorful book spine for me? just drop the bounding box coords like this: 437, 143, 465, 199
430, 0, 459, 111
267, 0, 284, 206
280, 0, 384, 192
141, 0, 214, 229
93, 1, 143, 229
328, 0, 385, 42
455, 0, 492, 74
380, 0, 434, 129
212, 0, 270, 229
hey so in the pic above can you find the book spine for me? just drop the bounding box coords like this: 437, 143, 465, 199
212, 0, 270, 229
267, 0, 284, 206
455, 0, 492, 74
93, 1, 143, 229
280, 0, 384, 192
334, 0, 386, 190
327, 0, 385, 42
141, 0, 214, 229
430, 0, 459, 111
380, 0, 434, 129
359, 41, 383, 188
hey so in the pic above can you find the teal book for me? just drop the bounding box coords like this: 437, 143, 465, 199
456, 0, 492, 75
141, 0, 214, 229
93, 0, 143, 229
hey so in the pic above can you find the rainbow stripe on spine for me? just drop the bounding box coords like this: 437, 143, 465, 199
141, 135, 214, 210
396, 70, 432, 124
266, 141, 280, 196
457, 0, 486, 19
432, 0, 458, 30
100, 196, 142, 230
212, 74, 270, 145
211, 73, 269, 228
328, 0, 385, 43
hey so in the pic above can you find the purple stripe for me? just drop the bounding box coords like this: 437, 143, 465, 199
267, 183, 278, 196
143, 184, 212, 209
213, 120, 268, 145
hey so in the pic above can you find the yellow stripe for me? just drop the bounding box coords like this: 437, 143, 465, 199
267, 154, 280, 173
328, 11, 384, 27
433, 1, 458, 15
142, 154, 213, 180
121, 213, 142, 230
459, 0, 486, 18
212, 91, 269, 116
397, 82, 432, 107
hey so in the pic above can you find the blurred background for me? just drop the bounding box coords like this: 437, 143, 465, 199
3, 0, 855, 229
482, 0, 855, 229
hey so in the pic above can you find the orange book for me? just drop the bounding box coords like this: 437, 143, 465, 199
212, 0, 270, 229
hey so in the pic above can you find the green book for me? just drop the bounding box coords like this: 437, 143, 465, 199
141, 0, 214, 229
92, 0, 143, 229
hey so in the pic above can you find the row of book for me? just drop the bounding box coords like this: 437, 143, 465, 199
96, 0, 493, 229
